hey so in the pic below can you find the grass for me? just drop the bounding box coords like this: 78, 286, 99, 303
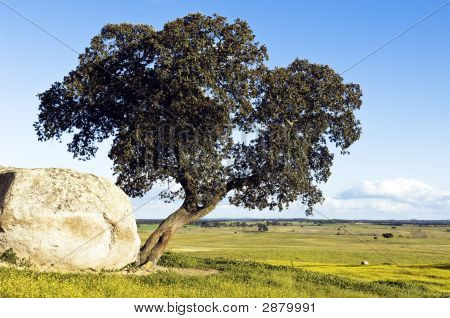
140, 222, 450, 295
0, 253, 446, 297
0, 222, 448, 297
157, 223, 450, 265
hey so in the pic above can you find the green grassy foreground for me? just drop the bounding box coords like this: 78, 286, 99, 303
0, 222, 449, 297
0, 252, 446, 297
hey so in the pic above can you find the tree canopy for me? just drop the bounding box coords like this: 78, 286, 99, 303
35, 13, 362, 265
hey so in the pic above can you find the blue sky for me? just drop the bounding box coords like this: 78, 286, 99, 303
1, 0, 449, 219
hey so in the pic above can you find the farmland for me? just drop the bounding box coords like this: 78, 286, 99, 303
139, 221, 450, 295
0, 221, 449, 297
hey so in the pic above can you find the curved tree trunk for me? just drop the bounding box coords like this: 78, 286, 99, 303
135, 194, 223, 267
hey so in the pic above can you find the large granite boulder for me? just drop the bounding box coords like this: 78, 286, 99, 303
0, 167, 140, 270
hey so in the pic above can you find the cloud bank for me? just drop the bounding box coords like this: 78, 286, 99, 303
322, 178, 450, 219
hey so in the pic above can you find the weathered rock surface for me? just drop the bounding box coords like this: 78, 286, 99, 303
0, 167, 140, 270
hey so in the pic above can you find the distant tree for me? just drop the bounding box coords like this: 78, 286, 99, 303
34, 14, 362, 267
257, 223, 269, 232
382, 233, 394, 238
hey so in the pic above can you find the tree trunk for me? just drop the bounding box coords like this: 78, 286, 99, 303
135, 194, 223, 267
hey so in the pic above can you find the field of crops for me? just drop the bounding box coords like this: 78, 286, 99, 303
139, 222, 450, 294
0, 222, 449, 297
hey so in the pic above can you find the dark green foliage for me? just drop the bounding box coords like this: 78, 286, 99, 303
0, 248, 17, 264
382, 233, 394, 238
34, 13, 362, 215
257, 223, 268, 232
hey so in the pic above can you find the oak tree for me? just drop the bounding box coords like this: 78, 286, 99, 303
35, 14, 362, 267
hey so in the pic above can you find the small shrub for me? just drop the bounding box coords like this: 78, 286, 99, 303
256, 223, 268, 232
373, 236, 378, 240
0, 248, 18, 264
382, 233, 394, 238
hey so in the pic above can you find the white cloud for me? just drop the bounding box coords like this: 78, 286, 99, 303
338, 178, 450, 202
321, 178, 450, 219
325, 197, 412, 213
